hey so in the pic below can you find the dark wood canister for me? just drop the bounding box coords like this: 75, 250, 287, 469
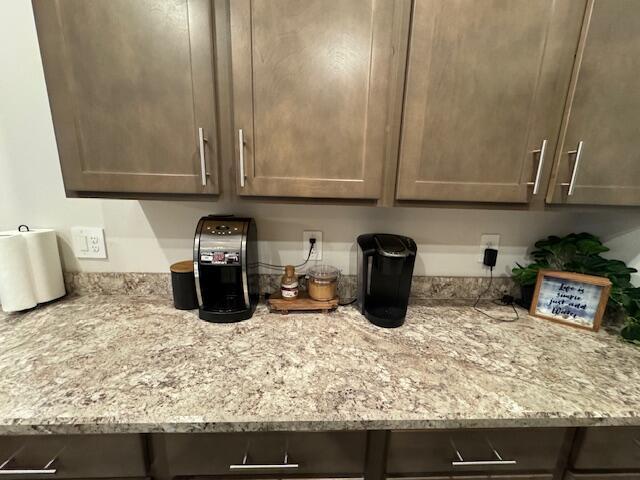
170, 260, 198, 310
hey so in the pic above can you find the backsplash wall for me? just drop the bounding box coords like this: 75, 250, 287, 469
2, 0, 640, 280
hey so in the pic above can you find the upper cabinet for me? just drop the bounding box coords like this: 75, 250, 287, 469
33, 0, 640, 208
33, 0, 219, 195
229, 0, 408, 200
547, 0, 640, 206
395, 0, 585, 203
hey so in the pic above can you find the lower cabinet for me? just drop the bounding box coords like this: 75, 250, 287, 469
153, 431, 367, 477
0, 434, 146, 478
565, 475, 640, 480
1, 427, 639, 480
565, 427, 640, 480
388, 476, 552, 480
387, 429, 567, 476
571, 427, 640, 471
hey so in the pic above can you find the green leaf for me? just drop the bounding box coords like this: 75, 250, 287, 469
621, 323, 640, 343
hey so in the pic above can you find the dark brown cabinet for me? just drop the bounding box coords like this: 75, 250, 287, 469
395, 0, 584, 203
0, 434, 146, 478
387, 429, 567, 476
572, 427, 640, 470
152, 431, 367, 478
31, 0, 640, 207
33, 0, 219, 195
546, 0, 640, 206
229, 0, 408, 200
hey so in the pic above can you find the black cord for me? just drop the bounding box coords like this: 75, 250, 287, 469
258, 243, 314, 270
473, 267, 519, 322
338, 298, 357, 306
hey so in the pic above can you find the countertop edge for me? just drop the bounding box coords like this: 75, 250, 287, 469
2, 415, 640, 435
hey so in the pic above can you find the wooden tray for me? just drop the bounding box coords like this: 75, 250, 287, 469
267, 291, 338, 314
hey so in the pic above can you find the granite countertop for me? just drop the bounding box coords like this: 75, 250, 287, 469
1, 294, 640, 435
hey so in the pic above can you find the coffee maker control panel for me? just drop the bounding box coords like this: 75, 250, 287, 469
200, 250, 240, 265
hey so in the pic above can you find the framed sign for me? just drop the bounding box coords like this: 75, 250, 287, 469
530, 270, 611, 332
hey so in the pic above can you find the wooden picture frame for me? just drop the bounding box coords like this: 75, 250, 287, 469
529, 270, 612, 332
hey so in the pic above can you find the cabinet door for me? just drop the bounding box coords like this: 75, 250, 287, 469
157, 432, 366, 477
33, 0, 219, 195
387, 429, 566, 475
396, 0, 584, 203
387, 476, 552, 480
547, 0, 640, 206
570, 427, 640, 471
0, 434, 146, 478
230, 0, 407, 199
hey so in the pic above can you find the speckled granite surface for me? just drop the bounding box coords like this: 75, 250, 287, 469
1, 293, 639, 435
64, 272, 517, 300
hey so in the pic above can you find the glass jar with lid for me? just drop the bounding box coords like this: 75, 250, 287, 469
306, 265, 340, 301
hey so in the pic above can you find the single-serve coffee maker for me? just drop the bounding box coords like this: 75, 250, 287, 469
357, 233, 417, 328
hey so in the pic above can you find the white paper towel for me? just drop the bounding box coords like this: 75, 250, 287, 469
0, 234, 38, 312
0, 228, 66, 312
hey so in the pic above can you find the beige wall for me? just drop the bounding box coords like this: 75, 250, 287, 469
2, 0, 639, 279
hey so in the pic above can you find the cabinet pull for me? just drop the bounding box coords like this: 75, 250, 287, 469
566, 140, 584, 196
450, 438, 516, 467
198, 127, 208, 187
238, 129, 246, 188
229, 450, 299, 471
530, 139, 548, 195
0, 447, 58, 475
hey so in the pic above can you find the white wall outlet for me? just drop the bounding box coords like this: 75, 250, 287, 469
479, 234, 500, 262
303, 230, 322, 261
71, 227, 107, 259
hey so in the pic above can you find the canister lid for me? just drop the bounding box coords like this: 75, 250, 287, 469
307, 264, 340, 281
171, 260, 194, 273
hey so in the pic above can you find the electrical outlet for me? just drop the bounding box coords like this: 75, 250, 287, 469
71, 227, 107, 259
479, 234, 500, 262
303, 230, 322, 261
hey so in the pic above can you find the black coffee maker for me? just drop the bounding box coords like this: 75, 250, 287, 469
357, 234, 417, 328
193, 215, 259, 322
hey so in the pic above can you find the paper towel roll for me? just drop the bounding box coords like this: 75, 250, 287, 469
0, 228, 66, 312
0, 234, 38, 312
22, 230, 66, 303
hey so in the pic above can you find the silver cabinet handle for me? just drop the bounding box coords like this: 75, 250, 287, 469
229, 450, 299, 471
0, 469, 57, 475
238, 129, 246, 188
198, 127, 208, 187
451, 439, 516, 467
531, 139, 548, 195
0, 447, 58, 475
567, 140, 584, 196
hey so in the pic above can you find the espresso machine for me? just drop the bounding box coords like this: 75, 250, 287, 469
193, 215, 259, 322
357, 233, 417, 328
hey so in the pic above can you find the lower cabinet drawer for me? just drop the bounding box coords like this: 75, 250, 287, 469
565, 474, 640, 480
0, 434, 147, 478
160, 432, 367, 476
388, 476, 552, 480
387, 429, 567, 475
572, 427, 640, 470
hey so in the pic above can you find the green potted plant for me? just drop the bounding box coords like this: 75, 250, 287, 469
512, 233, 640, 345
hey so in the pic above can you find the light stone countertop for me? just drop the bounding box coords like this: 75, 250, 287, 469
1, 294, 639, 435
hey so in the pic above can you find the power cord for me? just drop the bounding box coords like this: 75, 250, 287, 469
258, 239, 316, 271
473, 267, 519, 322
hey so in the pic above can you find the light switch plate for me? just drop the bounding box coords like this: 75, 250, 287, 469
71, 227, 107, 259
